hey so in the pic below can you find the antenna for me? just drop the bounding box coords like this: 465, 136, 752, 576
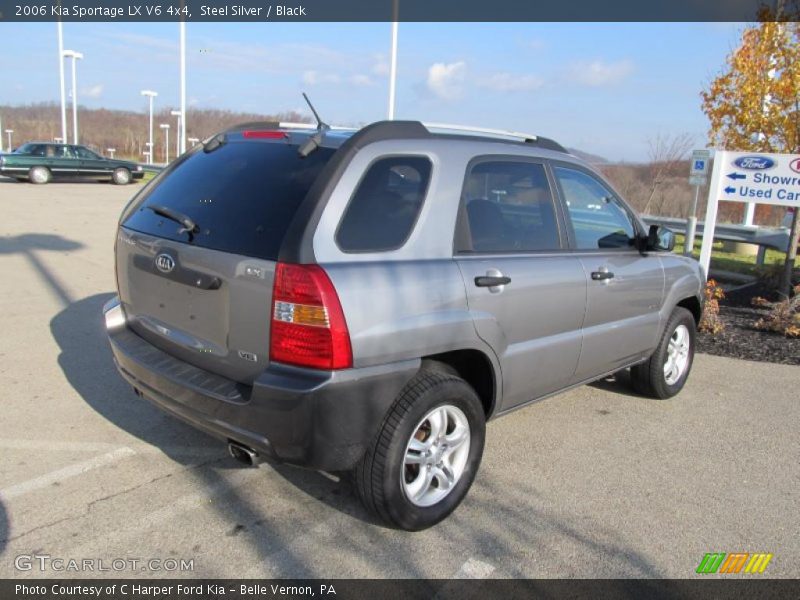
302, 92, 329, 131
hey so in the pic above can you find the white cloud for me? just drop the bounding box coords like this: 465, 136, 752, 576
426, 61, 466, 101
372, 53, 390, 77
567, 59, 634, 87
302, 70, 342, 85
349, 74, 374, 87
479, 72, 544, 93
82, 84, 104, 98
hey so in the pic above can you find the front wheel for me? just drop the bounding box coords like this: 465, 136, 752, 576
28, 166, 51, 184
354, 369, 486, 531
111, 168, 132, 185
631, 307, 696, 399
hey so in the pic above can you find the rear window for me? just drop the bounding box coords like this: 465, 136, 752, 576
123, 141, 335, 260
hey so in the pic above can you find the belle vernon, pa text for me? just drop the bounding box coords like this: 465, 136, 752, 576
16, 583, 338, 596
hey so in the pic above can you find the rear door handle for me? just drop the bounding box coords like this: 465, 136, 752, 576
591, 269, 614, 281
475, 275, 511, 287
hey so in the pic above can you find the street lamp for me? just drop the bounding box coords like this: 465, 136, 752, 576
140, 89, 158, 165
160, 123, 170, 163
107, 148, 116, 158
62, 49, 83, 144
55, 137, 63, 143
142, 150, 151, 163
188, 137, 199, 147
57, 22, 68, 143
5, 130, 14, 150
170, 110, 182, 157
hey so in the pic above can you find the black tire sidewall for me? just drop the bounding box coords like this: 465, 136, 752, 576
652, 309, 696, 398
382, 379, 485, 531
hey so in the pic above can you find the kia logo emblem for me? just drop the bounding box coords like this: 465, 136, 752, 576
155, 253, 175, 274
733, 156, 776, 170
790, 158, 800, 174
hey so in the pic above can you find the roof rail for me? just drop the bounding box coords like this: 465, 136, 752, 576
422, 122, 539, 142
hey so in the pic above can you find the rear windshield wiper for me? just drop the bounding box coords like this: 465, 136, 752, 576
146, 204, 200, 240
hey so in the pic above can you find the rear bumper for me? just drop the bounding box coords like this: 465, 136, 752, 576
103, 297, 419, 471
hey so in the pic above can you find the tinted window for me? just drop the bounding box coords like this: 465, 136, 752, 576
460, 161, 560, 252
123, 141, 335, 260
336, 156, 431, 252
74, 146, 101, 159
553, 166, 636, 250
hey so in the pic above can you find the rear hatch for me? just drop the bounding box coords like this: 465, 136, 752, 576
116, 133, 336, 384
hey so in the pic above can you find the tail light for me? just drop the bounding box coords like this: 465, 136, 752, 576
269, 263, 352, 370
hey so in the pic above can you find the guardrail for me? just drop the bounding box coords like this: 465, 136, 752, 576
642, 214, 790, 264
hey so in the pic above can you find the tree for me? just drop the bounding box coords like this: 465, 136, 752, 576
641, 132, 694, 216
701, 1, 800, 296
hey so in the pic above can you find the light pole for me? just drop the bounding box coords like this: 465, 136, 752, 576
107, 148, 116, 159
387, 0, 399, 119
160, 123, 170, 163
142, 150, 151, 164
5, 130, 14, 151
55, 137, 63, 143
0, 115, 3, 152
170, 110, 182, 156
179, 21, 187, 154
188, 137, 199, 147
140, 90, 158, 165
57, 22, 67, 143
62, 50, 83, 144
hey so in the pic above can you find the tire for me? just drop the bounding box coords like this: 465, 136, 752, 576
631, 307, 695, 399
111, 168, 132, 185
28, 166, 51, 184
354, 369, 486, 531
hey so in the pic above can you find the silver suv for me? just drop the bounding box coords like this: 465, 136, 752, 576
104, 121, 703, 530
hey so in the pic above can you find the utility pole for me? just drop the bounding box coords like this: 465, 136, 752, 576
57, 21, 68, 143
387, 0, 399, 120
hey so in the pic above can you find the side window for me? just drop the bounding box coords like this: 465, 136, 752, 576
57, 145, 75, 158
336, 156, 432, 252
29, 145, 47, 157
553, 166, 636, 250
74, 146, 98, 159
459, 160, 560, 253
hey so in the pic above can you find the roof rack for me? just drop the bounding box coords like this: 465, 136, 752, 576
422, 122, 539, 142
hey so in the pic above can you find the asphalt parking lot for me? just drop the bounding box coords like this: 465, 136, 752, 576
0, 177, 798, 579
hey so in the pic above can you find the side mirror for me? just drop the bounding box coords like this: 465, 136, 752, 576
647, 224, 675, 252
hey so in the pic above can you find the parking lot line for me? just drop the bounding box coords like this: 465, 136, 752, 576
0, 446, 136, 501
0, 438, 224, 458
454, 557, 496, 578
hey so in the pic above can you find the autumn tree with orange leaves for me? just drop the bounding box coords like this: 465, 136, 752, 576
701, 2, 800, 296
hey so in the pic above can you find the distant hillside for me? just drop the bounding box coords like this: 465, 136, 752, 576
0, 103, 309, 160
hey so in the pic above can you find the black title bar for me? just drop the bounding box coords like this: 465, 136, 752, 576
0, 0, 789, 22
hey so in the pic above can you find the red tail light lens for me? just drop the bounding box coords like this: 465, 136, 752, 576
269, 263, 352, 370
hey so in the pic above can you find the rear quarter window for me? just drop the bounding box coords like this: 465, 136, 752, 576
335, 156, 432, 252
122, 141, 334, 261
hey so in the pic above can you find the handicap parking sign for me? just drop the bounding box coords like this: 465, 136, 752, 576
694, 159, 705, 171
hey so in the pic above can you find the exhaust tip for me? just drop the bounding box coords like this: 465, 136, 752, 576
228, 441, 260, 467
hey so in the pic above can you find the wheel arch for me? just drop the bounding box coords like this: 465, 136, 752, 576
421, 348, 500, 419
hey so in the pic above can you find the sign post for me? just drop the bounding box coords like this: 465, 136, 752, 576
686, 150, 710, 256
699, 150, 800, 280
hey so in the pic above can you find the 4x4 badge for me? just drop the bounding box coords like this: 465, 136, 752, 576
155, 253, 175, 274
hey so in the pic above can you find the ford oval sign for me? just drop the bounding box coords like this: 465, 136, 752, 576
733, 156, 776, 170
790, 158, 800, 174
155, 253, 175, 274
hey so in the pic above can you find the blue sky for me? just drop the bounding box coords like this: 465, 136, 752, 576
0, 22, 744, 161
